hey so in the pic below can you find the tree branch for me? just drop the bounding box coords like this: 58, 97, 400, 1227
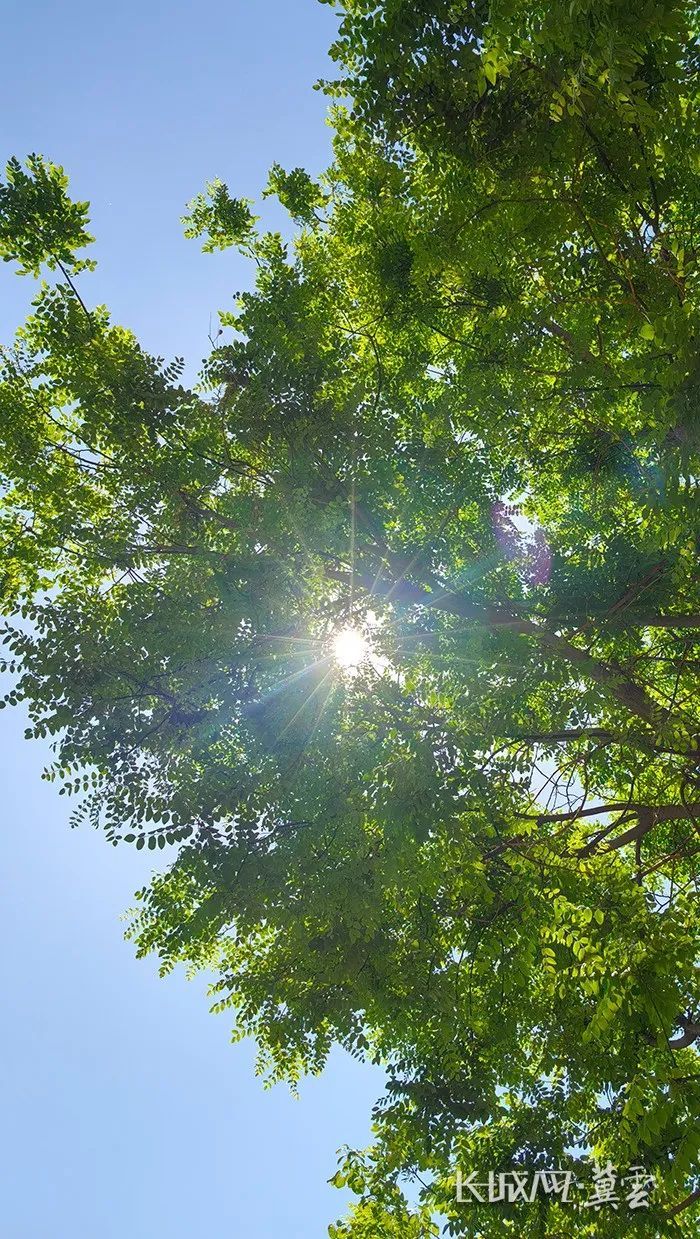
327, 564, 662, 727
667, 1187, 700, 1217
668, 1016, 700, 1051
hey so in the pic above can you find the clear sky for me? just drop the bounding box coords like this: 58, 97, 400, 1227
0, 4, 382, 1236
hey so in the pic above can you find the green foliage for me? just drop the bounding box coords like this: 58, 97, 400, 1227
264, 162, 326, 224
2, 3, 700, 1235
0, 154, 93, 275
182, 178, 258, 252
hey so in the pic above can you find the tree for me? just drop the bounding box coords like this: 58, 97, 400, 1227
2, 1, 700, 1231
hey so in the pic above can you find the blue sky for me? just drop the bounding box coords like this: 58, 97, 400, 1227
0, 4, 382, 1236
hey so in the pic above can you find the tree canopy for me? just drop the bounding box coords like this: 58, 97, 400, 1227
2, 1, 700, 1232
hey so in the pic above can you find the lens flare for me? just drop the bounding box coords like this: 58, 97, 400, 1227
333, 627, 368, 670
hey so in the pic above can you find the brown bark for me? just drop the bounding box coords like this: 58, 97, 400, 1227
328, 565, 662, 728
668, 1016, 700, 1051
667, 1187, 700, 1217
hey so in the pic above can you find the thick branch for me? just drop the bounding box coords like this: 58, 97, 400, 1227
507, 728, 699, 759
328, 565, 661, 727
531, 801, 647, 825
577, 803, 700, 856
667, 1188, 700, 1217
176, 490, 239, 532
490, 803, 700, 861
514, 728, 615, 744
668, 1017, 700, 1051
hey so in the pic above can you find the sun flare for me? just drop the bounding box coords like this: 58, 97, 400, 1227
333, 627, 368, 670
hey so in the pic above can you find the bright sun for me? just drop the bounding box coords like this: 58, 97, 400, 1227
333, 627, 368, 670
